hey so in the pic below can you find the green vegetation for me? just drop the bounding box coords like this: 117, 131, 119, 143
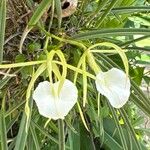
0, 0, 150, 149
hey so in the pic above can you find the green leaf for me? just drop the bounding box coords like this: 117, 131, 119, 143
130, 67, 144, 85
68, 119, 80, 150
28, 42, 41, 53
73, 28, 150, 40
6, 113, 20, 133
15, 54, 26, 63
31, 120, 59, 145
5, 100, 25, 117
0, 92, 8, 149
0, 77, 11, 90
30, 124, 40, 150
96, 0, 120, 27
28, 0, 52, 27
102, 118, 147, 150
129, 15, 150, 27
79, 121, 95, 150
14, 97, 33, 150
55, 0, 62, 28
108, 105, 128, 150
143, 76, 150, 85
21, 66, 33, 79
103, 132, 123, 150
0, 0, 6, 63
0, 110, 8, 150
19, 0, 52, 53
110, 6, 150, 14
119, 109, 142, 150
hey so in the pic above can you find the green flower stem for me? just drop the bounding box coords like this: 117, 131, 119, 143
58, 119, 65, 150
87, 51, 101, 74
53, 61, 96, 79
50, 35, 100, 74
38, 26, 100, 74
50, 35, 101, 74
38, 25, 86, 50
0, 60, 46, 69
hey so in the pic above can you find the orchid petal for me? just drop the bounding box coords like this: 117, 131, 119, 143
95, 68, 130, 108
33, 79, 78, 120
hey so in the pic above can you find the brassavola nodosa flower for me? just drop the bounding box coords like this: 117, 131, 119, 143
33, 79, 78, 120
95, 68, 131, 108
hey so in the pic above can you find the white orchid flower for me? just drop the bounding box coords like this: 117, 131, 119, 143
95, 68, 131, 108
33, 79, 78, 120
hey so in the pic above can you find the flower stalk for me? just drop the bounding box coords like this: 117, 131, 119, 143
58, 119, 65, 150
86, 51, 101, 74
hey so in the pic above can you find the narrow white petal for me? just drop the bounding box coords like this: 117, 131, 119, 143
95, 68, 131, 108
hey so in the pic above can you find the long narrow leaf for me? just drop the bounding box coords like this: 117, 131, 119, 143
19, 0, 52, 52
14, 97, 33, 150
55, 0, 62, 28
96, 0, 119, 27
31, 120, 59, 145
119, 109, 142, 150
0, 93, 8, 150
110, 6, 150, 14
0, 110, 8, 150
30, 124, 41, 150
108, 104, 128, 150
73, 28, 150, 40
28, 0, 52, 27
0, 0, 6, 63
103, 131, 123, 150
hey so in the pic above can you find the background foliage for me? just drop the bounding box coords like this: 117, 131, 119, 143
0, 0, 150, 149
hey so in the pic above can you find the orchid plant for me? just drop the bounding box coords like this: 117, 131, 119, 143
0, 0, 150, 150
31, 38, 131, 122
0, 39, 132, 149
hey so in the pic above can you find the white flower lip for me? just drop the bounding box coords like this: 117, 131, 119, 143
95, 68, 131, 108
33, 79, 78, 120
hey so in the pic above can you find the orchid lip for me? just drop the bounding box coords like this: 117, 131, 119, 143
95, 68, 131, 108
33, 79, 78, 120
